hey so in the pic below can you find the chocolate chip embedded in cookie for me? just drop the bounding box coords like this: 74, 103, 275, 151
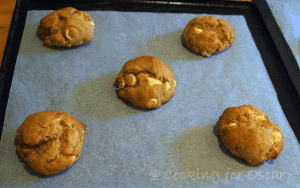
183, 16, 235, 57
116, 56, 176, 109
218, 105, 284, 165
16, 110, 86, 175
38, 7, 95, 47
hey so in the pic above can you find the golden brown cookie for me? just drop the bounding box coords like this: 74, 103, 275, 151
38, 7, 95, 47
16, 110, 86, 175
218, 105, 284, 165
183, 16, 235, 57
116, 56, 176, 109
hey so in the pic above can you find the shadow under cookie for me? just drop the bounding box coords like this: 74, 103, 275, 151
113, 81, 146, 112
69, 73, 146, 120
213, 122, 263, 167
168, 123, 262, 183
146, 30, 205, 62
12, 135, 71, 182
180, 33, 204, 57
42, 41, 91, 51
36, 30, 43, 42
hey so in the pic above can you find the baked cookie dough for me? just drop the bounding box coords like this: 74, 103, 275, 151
183, 16, 235, 57
116, 56, 176, 109
218, 105, 284, 165
38, 7, 95, 47
16, 110, 86, 175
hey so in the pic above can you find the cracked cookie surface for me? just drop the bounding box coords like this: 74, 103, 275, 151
116, 56, 176, 109
16, 110, 86, 175
38, 7, 95, 47
183, 16, 235, 57
218, 105, 284, 165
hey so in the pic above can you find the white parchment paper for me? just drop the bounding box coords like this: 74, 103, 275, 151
1, 10, 300, 187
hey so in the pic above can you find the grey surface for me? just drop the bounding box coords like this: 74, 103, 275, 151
1, 10, 300, 187
266, 0, 300, 68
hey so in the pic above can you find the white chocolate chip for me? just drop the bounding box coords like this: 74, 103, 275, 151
69, 156, 77, 161
164, 80, 176, 90
53, 118, 63, 128
165, 82, 171, 90
144, 99, 157, 108
229, 123, 237, 127
64, 27, 79, 41
124, 74, 136, 86
147, 77, 162, 86
136, 73, 162, 86
255, 115, 265, 120
194, 28, 203, 33
272, 131, 281, 144
118, 78, 125, 89
54, 117, 62, 122
90, 21, 95, 26
65, 29, 71, 40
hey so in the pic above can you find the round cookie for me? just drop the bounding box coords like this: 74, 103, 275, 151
16, 110, 86, 175
218, 105, 284, 165
38, 7, 95, 47
183, 16, 235, 57
116, 56, 176, 109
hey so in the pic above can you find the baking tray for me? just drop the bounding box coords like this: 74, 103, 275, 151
1, 0, 300, 187
2, 0, 300, 147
